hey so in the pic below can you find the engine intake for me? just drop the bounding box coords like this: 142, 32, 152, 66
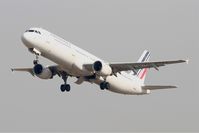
33, 64, 43, 75
93, 61, 103, 71
93, 61, 112, 76
33, 64, 53, 79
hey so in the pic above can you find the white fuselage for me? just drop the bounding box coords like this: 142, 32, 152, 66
21, 28, 150, 95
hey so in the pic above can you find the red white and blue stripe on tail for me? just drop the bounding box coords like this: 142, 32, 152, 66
136, 50, 150, 81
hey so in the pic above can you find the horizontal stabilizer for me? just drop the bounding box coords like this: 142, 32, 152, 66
142, 85, 177, 90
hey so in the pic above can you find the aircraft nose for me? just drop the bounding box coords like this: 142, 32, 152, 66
21, 32, 28, 43
21, 32, 32, 48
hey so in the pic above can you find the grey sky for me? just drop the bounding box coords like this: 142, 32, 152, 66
0, 0, 198, 132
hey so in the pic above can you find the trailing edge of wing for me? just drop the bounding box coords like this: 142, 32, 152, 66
142, 85, 177, 90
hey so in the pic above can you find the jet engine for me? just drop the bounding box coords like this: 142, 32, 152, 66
33, 64, 53, 79
93, 61, 112, 76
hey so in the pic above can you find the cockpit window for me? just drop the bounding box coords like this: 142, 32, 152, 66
25, 30, 41, 34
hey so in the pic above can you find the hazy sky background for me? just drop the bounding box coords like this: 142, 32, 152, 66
0, 0, 198, 132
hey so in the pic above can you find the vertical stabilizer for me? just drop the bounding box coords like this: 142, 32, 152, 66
136, 50, 150, 83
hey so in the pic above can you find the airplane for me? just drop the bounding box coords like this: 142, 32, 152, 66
11, 27, 188, 95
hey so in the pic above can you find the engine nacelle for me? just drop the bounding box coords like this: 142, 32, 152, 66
33, 64, 53, 79
93, 61, 112, 76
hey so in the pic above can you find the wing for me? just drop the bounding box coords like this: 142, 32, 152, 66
11, 65, 63, 77
11, 68, 34, 76
142, 85, 177, 90
109, 60, 187, 74
84, 59, 187, 74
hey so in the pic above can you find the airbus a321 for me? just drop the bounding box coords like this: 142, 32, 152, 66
12, 28, 187, 95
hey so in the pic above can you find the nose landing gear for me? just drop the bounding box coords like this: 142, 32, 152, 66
33, 54, 39, 65
29, 48, 41, 65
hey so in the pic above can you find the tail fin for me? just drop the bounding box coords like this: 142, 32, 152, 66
136, 50, 150, 83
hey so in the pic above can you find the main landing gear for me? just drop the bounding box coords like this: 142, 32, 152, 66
60, 72, 71, 92
100, 81, 110, 90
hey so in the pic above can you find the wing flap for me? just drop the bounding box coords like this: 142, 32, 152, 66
142, 85, 177, 90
